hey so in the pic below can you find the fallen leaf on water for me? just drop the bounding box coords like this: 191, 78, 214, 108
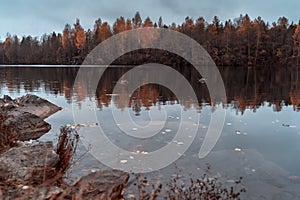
282, 124, 296, 128
226, 180, 235, 183
89, 122, 98, 127
78, 124, 87, 127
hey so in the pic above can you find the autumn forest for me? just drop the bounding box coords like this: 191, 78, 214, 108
1, 12, 300, 67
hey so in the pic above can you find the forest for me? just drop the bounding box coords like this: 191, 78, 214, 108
1, 12, 300, 67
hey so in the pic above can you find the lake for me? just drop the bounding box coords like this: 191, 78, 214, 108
1, 65, 300, 199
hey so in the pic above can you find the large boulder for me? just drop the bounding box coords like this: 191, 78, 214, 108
14, 94, 62, 119
0, 142, 59, 185
64, 169, 130, 200
1, 110, 51, 141
0, 94, 62, 119
0, 94, 61, 142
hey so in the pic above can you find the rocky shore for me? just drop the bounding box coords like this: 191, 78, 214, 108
0, 94, 129, 199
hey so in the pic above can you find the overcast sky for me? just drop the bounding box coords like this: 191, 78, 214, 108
0, 0, 299, 41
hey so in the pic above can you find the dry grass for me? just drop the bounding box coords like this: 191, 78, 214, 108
124, 165, 246, 200
55, 126, 79, 174
37, 126, 79, 188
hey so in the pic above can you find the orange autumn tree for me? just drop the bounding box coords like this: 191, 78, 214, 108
293, 21, 300, 62
74, 19, 86, 57
3, 36, 13, 63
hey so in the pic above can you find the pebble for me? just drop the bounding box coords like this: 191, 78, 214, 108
127, 194, 136, 199
193, 122, 200, 126
22, 185, 30, 190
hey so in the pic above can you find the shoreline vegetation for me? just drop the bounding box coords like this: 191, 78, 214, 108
0, 94, 246, 199
0, 12, 300, 67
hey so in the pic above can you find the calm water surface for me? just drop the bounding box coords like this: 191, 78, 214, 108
1, 66, 300, 199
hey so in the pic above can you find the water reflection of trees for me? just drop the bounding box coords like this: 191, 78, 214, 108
0, 66, 299, 113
